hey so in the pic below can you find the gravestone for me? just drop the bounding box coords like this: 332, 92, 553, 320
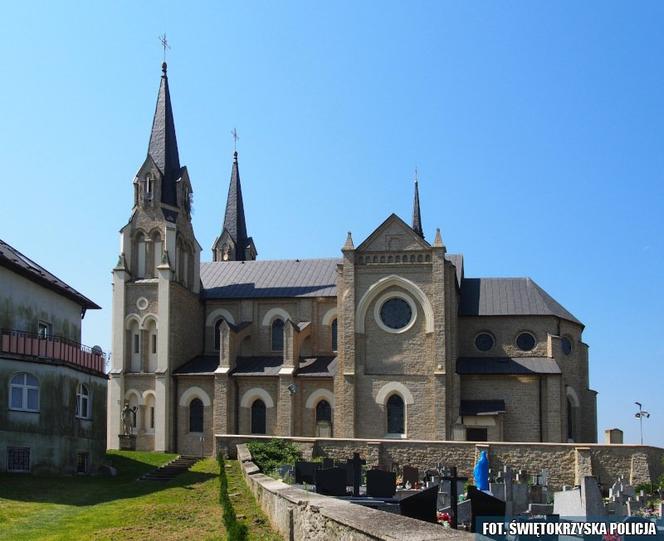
321, 458, 334, 470
347, 453, 366, 497
442, 466, 468, 529
399, 485, 439, 523
467, 485, 506, 533
553, 476, 606, 518
315, 467, 347, 496
526, 503, 555, 516
402, 465, 419, 487
366, 469, 397, 498
278, 464, 294, 481
295, 461, 320, 484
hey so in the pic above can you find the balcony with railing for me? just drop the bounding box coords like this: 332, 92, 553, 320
0, 329, 106, 376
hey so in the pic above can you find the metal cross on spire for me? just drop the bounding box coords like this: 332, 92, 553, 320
158, 33, 171, 63
231, 128, 240, 153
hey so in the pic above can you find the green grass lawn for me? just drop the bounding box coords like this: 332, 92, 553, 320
0, 451, 281, 541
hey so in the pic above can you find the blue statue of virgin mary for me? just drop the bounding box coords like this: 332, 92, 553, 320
473, 450, 490, 491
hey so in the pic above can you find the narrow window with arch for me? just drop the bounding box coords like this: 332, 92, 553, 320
386, 394, 405, 435
271, 319, 284, 352
331, 318, 338, 351
76, 383, 90, 419
316, 400, 332, 424
214, 318, 225, 351
189, 398, 204, 433
251, 399, 266, 434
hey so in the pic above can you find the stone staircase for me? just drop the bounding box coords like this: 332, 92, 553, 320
140, 455, 200, 482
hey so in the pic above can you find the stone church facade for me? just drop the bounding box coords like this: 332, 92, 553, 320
107, 64, 597, 454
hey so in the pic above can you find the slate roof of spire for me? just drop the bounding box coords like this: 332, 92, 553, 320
412, 179, 424, 238
0, 239, 100, 310
221, 151, 252, 259
147, 62, 181, 207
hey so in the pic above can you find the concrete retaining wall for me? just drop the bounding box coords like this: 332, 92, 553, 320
218, 435, 664, 491
236, 443, 471, 541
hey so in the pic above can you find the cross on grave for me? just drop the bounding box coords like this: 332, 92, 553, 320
442, 466, 468, 529
347, 453, 366, 497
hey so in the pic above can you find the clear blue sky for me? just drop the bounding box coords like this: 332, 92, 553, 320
1, 1, 662, 446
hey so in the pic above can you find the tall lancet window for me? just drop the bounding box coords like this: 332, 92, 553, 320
331, 319, 338, 352
135, 233, 146, 279
271, 319, 284, 352
387, 394, 405, 435
151, 231, 162, 277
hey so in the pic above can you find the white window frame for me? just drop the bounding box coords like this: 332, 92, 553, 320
37, 321, 52, 339
9, 373, 40, 412
76, 383, 91, 420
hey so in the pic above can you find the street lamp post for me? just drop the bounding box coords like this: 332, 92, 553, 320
634, 402, 650, 445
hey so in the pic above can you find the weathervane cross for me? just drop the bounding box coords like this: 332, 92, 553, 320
231, 128, 239, 152
158, 33, 171, 63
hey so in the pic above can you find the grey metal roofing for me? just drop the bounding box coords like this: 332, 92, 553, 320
147, 63, 180, 206
297, 356, 336, 377
0, 239, 101, 310
201, 258, 339, 299
173, 355, 218, 374
460, 399, 506, 416
457, 357, 562, 375
445, 254, 463, 287
230, 356, 283, 376
459, 277, 581, 325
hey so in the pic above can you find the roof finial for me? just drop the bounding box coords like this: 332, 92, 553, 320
343, 231, 355, 251
158, 33, 171, 65
231, 127, 239, 158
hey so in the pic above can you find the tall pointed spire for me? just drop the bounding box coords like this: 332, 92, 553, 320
212, 150, 256, 262
412, 171, 424, 239
147, 62, 181, 207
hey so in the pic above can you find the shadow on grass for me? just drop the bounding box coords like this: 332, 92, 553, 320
0, 452, 217, 507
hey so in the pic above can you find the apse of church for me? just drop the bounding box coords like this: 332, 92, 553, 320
108, 63, 597, 454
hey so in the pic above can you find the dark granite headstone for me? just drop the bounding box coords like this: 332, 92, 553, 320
366, 469, 397, 498
347, 453, 366, 497
399, 485, 439, 523
322, 458, 334, 470
467, 485, 506, 533
402, 465, 419, 487
295, 461, 320, 484
315, 467, 347, 496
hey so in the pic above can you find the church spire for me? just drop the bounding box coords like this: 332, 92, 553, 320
147, 62, 181, 207
412, 171, 424, 239
212, 149, 256, 262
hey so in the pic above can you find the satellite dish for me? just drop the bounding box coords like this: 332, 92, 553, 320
92, 345, 103, 355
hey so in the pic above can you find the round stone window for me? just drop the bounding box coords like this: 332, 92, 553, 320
475, 333, 494, 352
136, 297, 149, 311
373, 292, 417, 333
516, 332, 536, 351
561, 337, 573, 355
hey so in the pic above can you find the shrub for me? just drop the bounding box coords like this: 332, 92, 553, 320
218, 454, 248, 541
247, 439, 301, 476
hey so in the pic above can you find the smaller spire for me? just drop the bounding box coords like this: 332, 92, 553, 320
412, 170, 424, 239
433, 228, 444, 248
343, 231, 355, 251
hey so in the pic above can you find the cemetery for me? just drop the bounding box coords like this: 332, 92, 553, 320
237, 439, 664, 540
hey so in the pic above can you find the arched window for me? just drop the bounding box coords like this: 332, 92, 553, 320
316, 400, 332, 423
144, 393, 155, 432
146, 319, 158, 373
271, 319, 284, 352
76, 384, 90, 419
9, 373, 39, 412
214, 318, 225, 351
189, 398, 204, 433
567, 397, 576, 442
387, 394, 405, 435
251, 399, 266, 434
135, 233, 146, 279
128, 319, 141, 372
331, 319, 338, 352
151, 231, 162, 277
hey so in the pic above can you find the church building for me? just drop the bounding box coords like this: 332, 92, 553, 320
107, 64, 597, 454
